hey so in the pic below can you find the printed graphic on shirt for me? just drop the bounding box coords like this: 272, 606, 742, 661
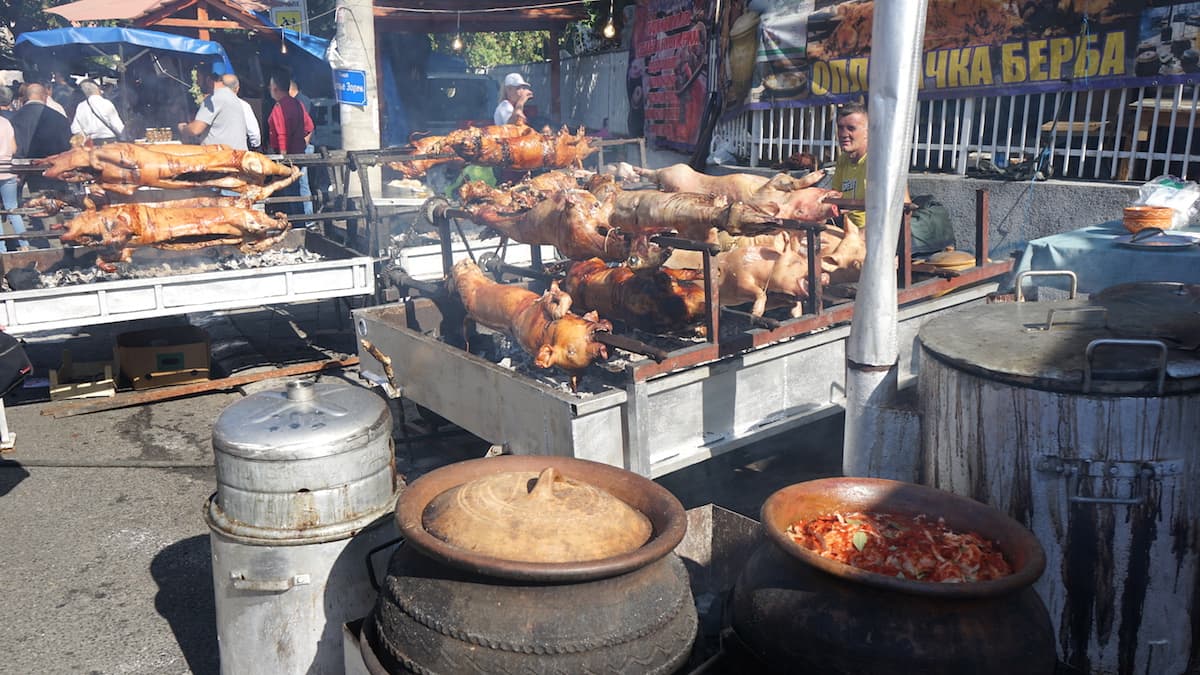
840, 178, 858, 193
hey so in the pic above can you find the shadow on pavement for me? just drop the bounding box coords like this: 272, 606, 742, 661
152, 535, 218, 675
0, 459, 30, 497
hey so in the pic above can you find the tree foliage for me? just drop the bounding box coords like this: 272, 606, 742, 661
0, 0, 68, 62
430, 31, 549, 69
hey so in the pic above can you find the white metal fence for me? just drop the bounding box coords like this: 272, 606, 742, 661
714, 83, 1200, 182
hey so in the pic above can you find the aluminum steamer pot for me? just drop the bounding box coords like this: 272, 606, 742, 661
364, 455, 697, 674
207, 379, 398, 675
919, 281, 1200, 674
730, 477, 1054, 675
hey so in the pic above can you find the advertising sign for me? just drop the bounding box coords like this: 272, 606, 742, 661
726, 0, 1200, 112
627, 0, 716, 151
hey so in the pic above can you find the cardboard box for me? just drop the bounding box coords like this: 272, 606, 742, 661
49, 350, 115, 401
115, 326, 210, 390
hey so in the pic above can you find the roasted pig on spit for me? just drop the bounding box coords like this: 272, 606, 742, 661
457, 170, 580, 211
55, 203, 291, 272
452, 125, 597, 172
36, 143, 301, 201
587, 174, 781, 269
387, 125, 534, 178
463, 188, 629, 262
635, 163, 839, 223
451, 258, 612, 390
562, 258, 707, 335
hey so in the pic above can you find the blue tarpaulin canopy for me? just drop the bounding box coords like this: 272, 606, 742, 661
15, 27, 233, 71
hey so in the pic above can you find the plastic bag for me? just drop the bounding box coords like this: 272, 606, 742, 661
1134, 176, 1200, 229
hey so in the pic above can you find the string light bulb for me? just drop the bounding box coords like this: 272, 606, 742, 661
602, 0, 616, 39
280, 27, 288, 54
452, 12, 463, 52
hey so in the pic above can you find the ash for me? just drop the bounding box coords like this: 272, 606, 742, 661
29, 247, 324, 289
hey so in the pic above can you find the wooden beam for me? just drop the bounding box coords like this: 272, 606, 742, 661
42, 357, 360, 418
196, 3, 210, 41
136, 0, 201, 30
153, 17, 243, 30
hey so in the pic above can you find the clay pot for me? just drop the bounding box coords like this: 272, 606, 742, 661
730, 477, 1056, 674
366, 455, 696, 673
1123, 205, 1175, 233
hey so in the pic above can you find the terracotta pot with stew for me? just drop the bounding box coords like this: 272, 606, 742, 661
730, 477, 1055, 675
362, 455, 696, 674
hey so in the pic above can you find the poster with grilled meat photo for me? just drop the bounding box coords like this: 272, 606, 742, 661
628, 0, 715, 151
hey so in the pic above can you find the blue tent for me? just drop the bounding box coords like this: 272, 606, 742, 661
15, 27, 233, 72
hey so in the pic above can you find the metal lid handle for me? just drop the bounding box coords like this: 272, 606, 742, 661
1014, 270, 1078, 302
1083, 339, 1168, 395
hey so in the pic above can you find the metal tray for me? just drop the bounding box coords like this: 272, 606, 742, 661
1113, 231, 1198, 250
0, 230, 374, 334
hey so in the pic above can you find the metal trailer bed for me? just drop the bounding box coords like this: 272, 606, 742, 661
354, 262, 1010, 478
0, 230, 374, 335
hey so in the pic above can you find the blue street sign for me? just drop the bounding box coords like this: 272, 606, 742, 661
334, 69, 367, 106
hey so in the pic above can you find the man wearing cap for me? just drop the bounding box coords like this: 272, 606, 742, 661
494, 73, 533, 126
178, 64, 248, 149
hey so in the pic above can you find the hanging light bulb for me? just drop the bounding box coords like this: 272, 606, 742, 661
452, 12, 464, 52
280, 28, 288, 55
602, 0, 617, 39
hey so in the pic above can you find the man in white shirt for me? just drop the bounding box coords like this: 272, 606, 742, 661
71, 80, 125, 142
223, 73, 261, 149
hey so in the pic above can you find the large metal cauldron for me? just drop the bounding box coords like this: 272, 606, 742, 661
207, 379, 399, 674
362, 455, 697, 674
730, 477, 1055, 674
919, 281, 1200, 674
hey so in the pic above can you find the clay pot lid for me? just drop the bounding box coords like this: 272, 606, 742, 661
926, 246, 977, 269
422, 466, 652, 563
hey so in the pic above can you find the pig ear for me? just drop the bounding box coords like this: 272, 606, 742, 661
583, 310, 600, 322
758, 201, 781, 217
535, 344, 555, 368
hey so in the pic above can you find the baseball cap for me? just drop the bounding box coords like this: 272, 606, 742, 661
504, 73, 531, 88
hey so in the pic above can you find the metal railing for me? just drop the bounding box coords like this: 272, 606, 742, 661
715, 83, 1200, 182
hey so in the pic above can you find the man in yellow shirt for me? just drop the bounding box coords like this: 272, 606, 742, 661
831, 102, 870, 229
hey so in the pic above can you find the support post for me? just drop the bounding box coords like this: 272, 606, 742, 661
334, 0, 381, 198
843, 1, 928, 480
548, 30, 563, 126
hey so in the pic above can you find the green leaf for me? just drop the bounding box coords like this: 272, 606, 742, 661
852, 530, 869, 551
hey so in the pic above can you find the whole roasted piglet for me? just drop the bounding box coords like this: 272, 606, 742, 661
452, 258, 611, 391
463, 188, 629, 262
55, 203, 291, 271
452, 126, 597, 172
36, 143, 301, 201
563, 258, 707, 335
388, 125, 534, 178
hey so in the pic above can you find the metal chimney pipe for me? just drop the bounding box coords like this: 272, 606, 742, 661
842, 0, 928, 480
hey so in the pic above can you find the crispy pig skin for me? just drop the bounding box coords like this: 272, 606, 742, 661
36, 143, 300, 200
464, 188, 628, 262
451, 258, 611, 390
452, 126, 597, 171
563, 258, 707, 334
56, 203, 291, 271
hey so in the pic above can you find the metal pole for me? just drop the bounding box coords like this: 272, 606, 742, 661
843, 0, 928, 480
333, 0, 381, 198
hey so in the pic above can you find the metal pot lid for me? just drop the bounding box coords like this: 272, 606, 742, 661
919, 288, 1200, 395
422, 467, 652, 563
212, 380, 390, 459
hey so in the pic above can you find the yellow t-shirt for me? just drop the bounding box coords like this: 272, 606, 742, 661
832, 152, 867, 229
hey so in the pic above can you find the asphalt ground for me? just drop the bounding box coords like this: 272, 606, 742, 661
0, 297, 843, 675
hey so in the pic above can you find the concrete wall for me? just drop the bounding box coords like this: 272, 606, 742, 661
491, 50, 630, 134
907, 175, 1149, 259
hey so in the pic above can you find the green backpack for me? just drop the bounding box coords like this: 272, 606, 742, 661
908, 195, 956, 256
